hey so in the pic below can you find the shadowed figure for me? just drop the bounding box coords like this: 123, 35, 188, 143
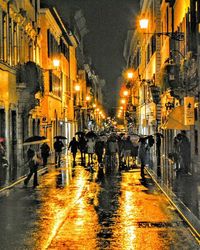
95, 138, 105, 181
68, 137, 79, 164
138, 137, 148, 179
78, 134, 87, 164
54, 138, 64, 167
40, 142, 50, 167
24, 151, 40, 188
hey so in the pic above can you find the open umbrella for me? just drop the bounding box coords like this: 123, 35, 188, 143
54, 135, 67, 140
75, 131, 85, 136
23, 136, 48, 146
0, 137, 5, 143
85, 131, 97, 138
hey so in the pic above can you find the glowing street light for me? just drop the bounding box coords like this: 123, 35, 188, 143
139, 16, 184, 41
121, 98, 126, 105
53, 59, 60, 67
123, 90, 129, 97
139, 18, 149, 29
86, 95, 91, 101
127, 71, 134, 80
74, 84, 81, 92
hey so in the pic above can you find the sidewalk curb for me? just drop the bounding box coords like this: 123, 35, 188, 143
0, 166, 48, 193
145, 167, 200, 242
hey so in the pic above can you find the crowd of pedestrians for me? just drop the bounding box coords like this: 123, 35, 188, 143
1, 128, 191, 188
65, 131, 157, 179
21, 130, 161, 187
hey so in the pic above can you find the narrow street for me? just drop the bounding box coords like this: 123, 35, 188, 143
0, 156, 198, 250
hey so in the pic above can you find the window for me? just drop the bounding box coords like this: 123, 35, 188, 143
28, 39, 33, 61
13, 22, 17, 65
47, 29, 59, 58
166, 7, 169, 33
60, 38, 69, 60
8, 17, 12, 65
151, 34, 156, 55
3, 11, 7, 62
49, 70, 61, 97
0, 109, 5, 138
146, 43, 150, 64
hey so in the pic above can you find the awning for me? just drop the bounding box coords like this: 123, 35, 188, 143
161, 106, 190, 130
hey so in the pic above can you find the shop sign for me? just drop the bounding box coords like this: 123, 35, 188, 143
184, 96, 194, 125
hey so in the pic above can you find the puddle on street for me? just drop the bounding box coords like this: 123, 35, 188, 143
2, 162, 197, 250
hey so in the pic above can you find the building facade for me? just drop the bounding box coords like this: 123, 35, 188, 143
123, 0, 200, 229
0, 0, 41, 182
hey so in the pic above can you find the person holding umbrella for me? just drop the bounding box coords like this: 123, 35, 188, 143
76, 132, 87, 164
40, 142, 50, 167
54, 137, 64, 167
24, 151, 41, 188
68, 137, 79, 164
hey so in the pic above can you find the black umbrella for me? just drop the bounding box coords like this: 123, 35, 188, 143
23, 136, 48, 145
54, 135, 67, 140
85, 131, 97, 138
75, 131, 85, 136
138, 136, 148, 143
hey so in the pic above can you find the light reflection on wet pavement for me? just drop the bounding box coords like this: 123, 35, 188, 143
0, 159, 199, 250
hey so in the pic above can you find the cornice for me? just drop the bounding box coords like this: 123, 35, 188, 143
39, 8, 62, 41
0, 1, 37, 40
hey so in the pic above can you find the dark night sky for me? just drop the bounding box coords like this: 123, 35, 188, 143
43, 0, 139, 113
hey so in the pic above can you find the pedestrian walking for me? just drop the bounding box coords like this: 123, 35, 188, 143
130, 135, 139, 168
95, 137, 105, 164
78, 134, 87, 164
95, 137, 105, 181
86, 138, 96, 164
27, 145, 35, 161
105, 135, 119, 174
138, 137, 148, 179
123, 136, 133, 168
24, 151, 41, 188
54, 138, 64, 167
117, 136, 124, 167
40, 142, 50, 167
68, 137, 79, 164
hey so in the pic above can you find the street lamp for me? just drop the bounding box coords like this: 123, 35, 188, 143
139, 17, 149, 29
86, 95, 91, 101
53, 58, 60, 67
139, 17, 184, 41
74, 84, 81, 92
121, 98, 126, 105
123, 90, 129, 97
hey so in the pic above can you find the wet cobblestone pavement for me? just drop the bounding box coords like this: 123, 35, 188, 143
0, 157, 199, 250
